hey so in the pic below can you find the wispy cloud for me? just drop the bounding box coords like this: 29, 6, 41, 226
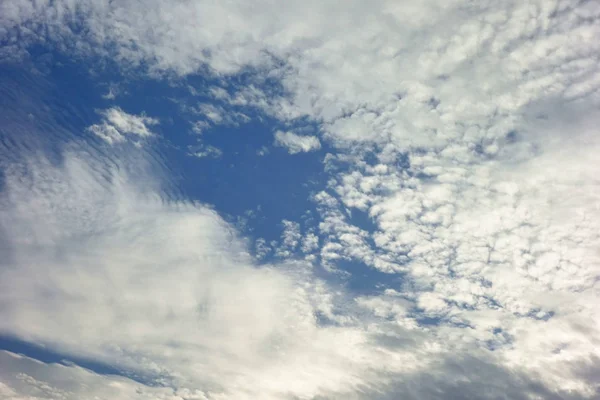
189, 144, 223, 159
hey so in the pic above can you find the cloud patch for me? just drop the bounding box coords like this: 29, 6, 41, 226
274, 130, 321, 154
87, 107, 158, 145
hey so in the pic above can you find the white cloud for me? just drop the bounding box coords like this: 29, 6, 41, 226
197, 103, 224, 124
3, 0, 600, 398
191, 120, 210, 135
189, 145, 223, 159
0, 351, 205, 400
0, 149, 430, 400
301, 232, 319, 254
256, 145, 270, 156
313, 106, 600, 394
4, 146, 595, 399
190, 103, 250, 132
101, 83, 123, 100
274, 130, 321, 154
254, 237, 272, 260
103, 108, 157, 137
275, 219, 301, 258
87, 107, 158, 145
102, 88, 116, 100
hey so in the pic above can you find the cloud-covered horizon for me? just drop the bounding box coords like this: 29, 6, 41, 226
1, 0, 600, 398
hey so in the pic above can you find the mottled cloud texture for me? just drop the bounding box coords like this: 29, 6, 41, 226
1, 0, 600, 398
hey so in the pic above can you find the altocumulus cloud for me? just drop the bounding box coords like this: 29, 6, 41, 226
1, 0, 600, 399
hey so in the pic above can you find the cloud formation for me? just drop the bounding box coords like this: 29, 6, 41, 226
1, 0, 600, 398
88, 107, 158, 145
3, 143, 596, 399
0, 149, 366, 399
274, 130, 321, 154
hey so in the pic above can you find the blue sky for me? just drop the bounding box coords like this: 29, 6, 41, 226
1, 1, 600, 399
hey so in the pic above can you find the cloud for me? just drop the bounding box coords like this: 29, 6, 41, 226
0, 350, 570, 400
0, 149, 339, 398
301, 232, 319, 255
3, 0, 600, 398
311, 105, 600, 394
0, 351, 205, 400
0, 147, 429, 399
273, 220, 306, 259
256, 145, 270, 156
188, 145, 223, 159
101, 83, 123, 100
87, 107, 158, 145
274, 130, 321, 154
191, 120, 211, 135
4, 144, 596, 399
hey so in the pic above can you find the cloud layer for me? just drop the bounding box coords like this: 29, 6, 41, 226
2, 144, 596, 399
1, 0, 600, 398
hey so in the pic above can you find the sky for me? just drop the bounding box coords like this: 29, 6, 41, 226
0, 0, 599, 399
